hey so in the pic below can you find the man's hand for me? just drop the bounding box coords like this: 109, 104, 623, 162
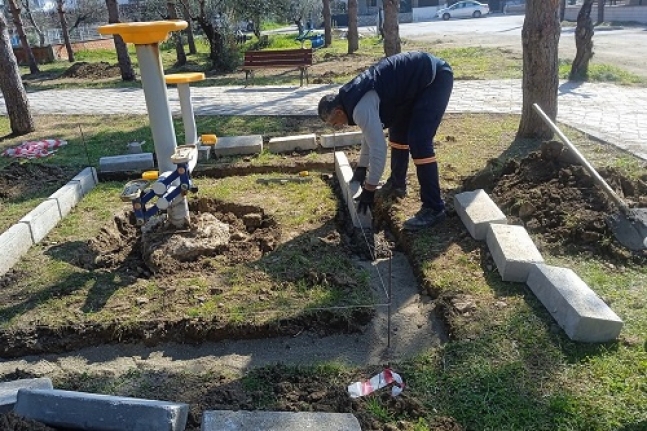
356, 188, 375, 215
350, 166, 367, 184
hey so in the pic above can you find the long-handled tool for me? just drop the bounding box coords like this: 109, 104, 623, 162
533, 103, 647, 251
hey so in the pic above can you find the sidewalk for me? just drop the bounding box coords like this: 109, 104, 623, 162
2, 79, 646, 161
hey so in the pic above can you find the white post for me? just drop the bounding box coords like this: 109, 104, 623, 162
177, 83, 198, 145
135, 44, 189, 227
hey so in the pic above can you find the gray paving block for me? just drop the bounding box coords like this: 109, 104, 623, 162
99, 153, 155, 173
0, 223, 33, 277
335, 151, 372, 228
320, 131, 363, 149
527, 264, 623, 342
268, 133, 317, 153
486, 223, 544, 282
47, 180, 83, 218
0, 378, 53, 414
201, 411, 361, 431
213, 135, 263, 157
454, 189, 508, 240
14, 388, 188, 431
72, 167, 98, 196
198, 145, 211, 161
19, 199, 62, 244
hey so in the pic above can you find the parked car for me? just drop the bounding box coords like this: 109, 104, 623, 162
503, 0, 526, 14
436, 1, 490, 20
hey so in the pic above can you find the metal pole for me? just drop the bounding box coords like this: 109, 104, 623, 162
177, 82, 198, 145
387, 251, 392, 349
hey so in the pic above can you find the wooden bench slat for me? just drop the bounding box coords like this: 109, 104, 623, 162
242, 48, 313, 87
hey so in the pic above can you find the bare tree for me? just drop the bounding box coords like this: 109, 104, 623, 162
382, 0, 400, 56
570, 0, 594, 80
21, 0, 46, 46
517, 0, 560, 140
0, 11, 35, 136
7, 0, 39, 74
322, 0, 331, 47
105, 0, 135, 81
597, 0, 605, 24
167, 0, 186, 65
56, 0, 75, 61
347, 0, 358, 53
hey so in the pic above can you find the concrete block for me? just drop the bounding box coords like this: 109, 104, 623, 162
0, 378, 53, 414
268, 133, 317, 153
72, 167, 98, 196
527, 264, 623, 342
320, 131, 363, 149
19, 199, 61, 244
201, 411, 362, 431
47, 180, 83, 218
99, 153, 155, 173
334, 151, 372, 228
213, 135, 263, 157
454, 189, 507, 240
14, 388, 189, 431
0, 223, 33, 277
486, 224, 543, 282
198, 145, 211, 161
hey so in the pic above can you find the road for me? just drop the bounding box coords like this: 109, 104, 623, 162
356, 14, 647, 78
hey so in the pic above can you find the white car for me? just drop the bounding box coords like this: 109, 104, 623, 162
436, 1, 490, 20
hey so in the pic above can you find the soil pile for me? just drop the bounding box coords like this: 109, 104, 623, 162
61, 62, 121, 80
0, 162, 75, 201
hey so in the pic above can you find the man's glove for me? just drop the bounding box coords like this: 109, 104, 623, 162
350, 166, 367, 184
356, 188, 375, 215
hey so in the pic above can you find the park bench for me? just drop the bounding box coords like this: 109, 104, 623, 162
242, 48, 313, 87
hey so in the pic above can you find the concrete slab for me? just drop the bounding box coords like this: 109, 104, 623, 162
527, 264, 624, 342
213, 135, 263, 157
454, 189, 507, 240
486, 224, 544, 282
47, 180, 83, 218
320, 131, 363, 149
0, 378, 53, 414
19, 199, 62, 244
0, 223, 33, 277
335, 151, 372, 228
268, 133, 317, 153
198, 145, 211, 161
99, 153, 155, 173
72, 167, 98, 196
14, 388, 189, 431
201, 411, 361, 431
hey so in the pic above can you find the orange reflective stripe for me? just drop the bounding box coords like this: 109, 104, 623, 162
413, 156, 437, 165
389, 141, 409, 150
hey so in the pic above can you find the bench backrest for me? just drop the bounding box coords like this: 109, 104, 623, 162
243, 49, 313, 68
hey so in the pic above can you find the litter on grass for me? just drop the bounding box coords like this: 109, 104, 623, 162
347, 368, 405, 398
2, 139, 67, 159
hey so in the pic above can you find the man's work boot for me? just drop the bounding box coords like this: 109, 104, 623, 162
377, 178, 407, 200
402, 207, 446, 231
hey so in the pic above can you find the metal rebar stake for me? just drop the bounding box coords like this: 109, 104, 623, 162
387, 250, 392, 349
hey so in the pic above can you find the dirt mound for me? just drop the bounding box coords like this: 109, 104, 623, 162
0, 162, 76, 200
0, 412, 57, 431
463, 142, 647, 261
61, 61, 121, 79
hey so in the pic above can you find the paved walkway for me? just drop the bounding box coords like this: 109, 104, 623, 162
2, 79, 646, 161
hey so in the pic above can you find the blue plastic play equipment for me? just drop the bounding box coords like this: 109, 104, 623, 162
296, 30, 324, 49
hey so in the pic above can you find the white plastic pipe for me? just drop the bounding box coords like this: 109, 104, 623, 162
177, 83, 198, 145
135, 44, 188, 227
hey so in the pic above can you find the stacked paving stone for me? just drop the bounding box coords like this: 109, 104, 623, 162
454, 189, 623, 343
0, 167, 97, 277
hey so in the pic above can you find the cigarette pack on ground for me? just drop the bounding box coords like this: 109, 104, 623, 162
347, 368, 405, 398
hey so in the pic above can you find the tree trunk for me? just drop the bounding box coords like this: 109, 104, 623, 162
322, 0, 332, 47
517, 0, 561, 140
167, 0, 186, 66
106, 0, 135, 81
195, 0, 224, 70
570, 0, 594, 81
180, 1, 196, 55
22, 0, 46, 46
56, 0, 75, 62
8, 0, 39, 74
559, 0, 566, 20
347, 0, 358, 53
597, 0, 605, 24
383, 0, 401, 56
0, 12, 35, 136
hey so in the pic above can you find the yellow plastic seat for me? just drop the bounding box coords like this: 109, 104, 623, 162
98, 21, 188, 45
165, 73, 206, 85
